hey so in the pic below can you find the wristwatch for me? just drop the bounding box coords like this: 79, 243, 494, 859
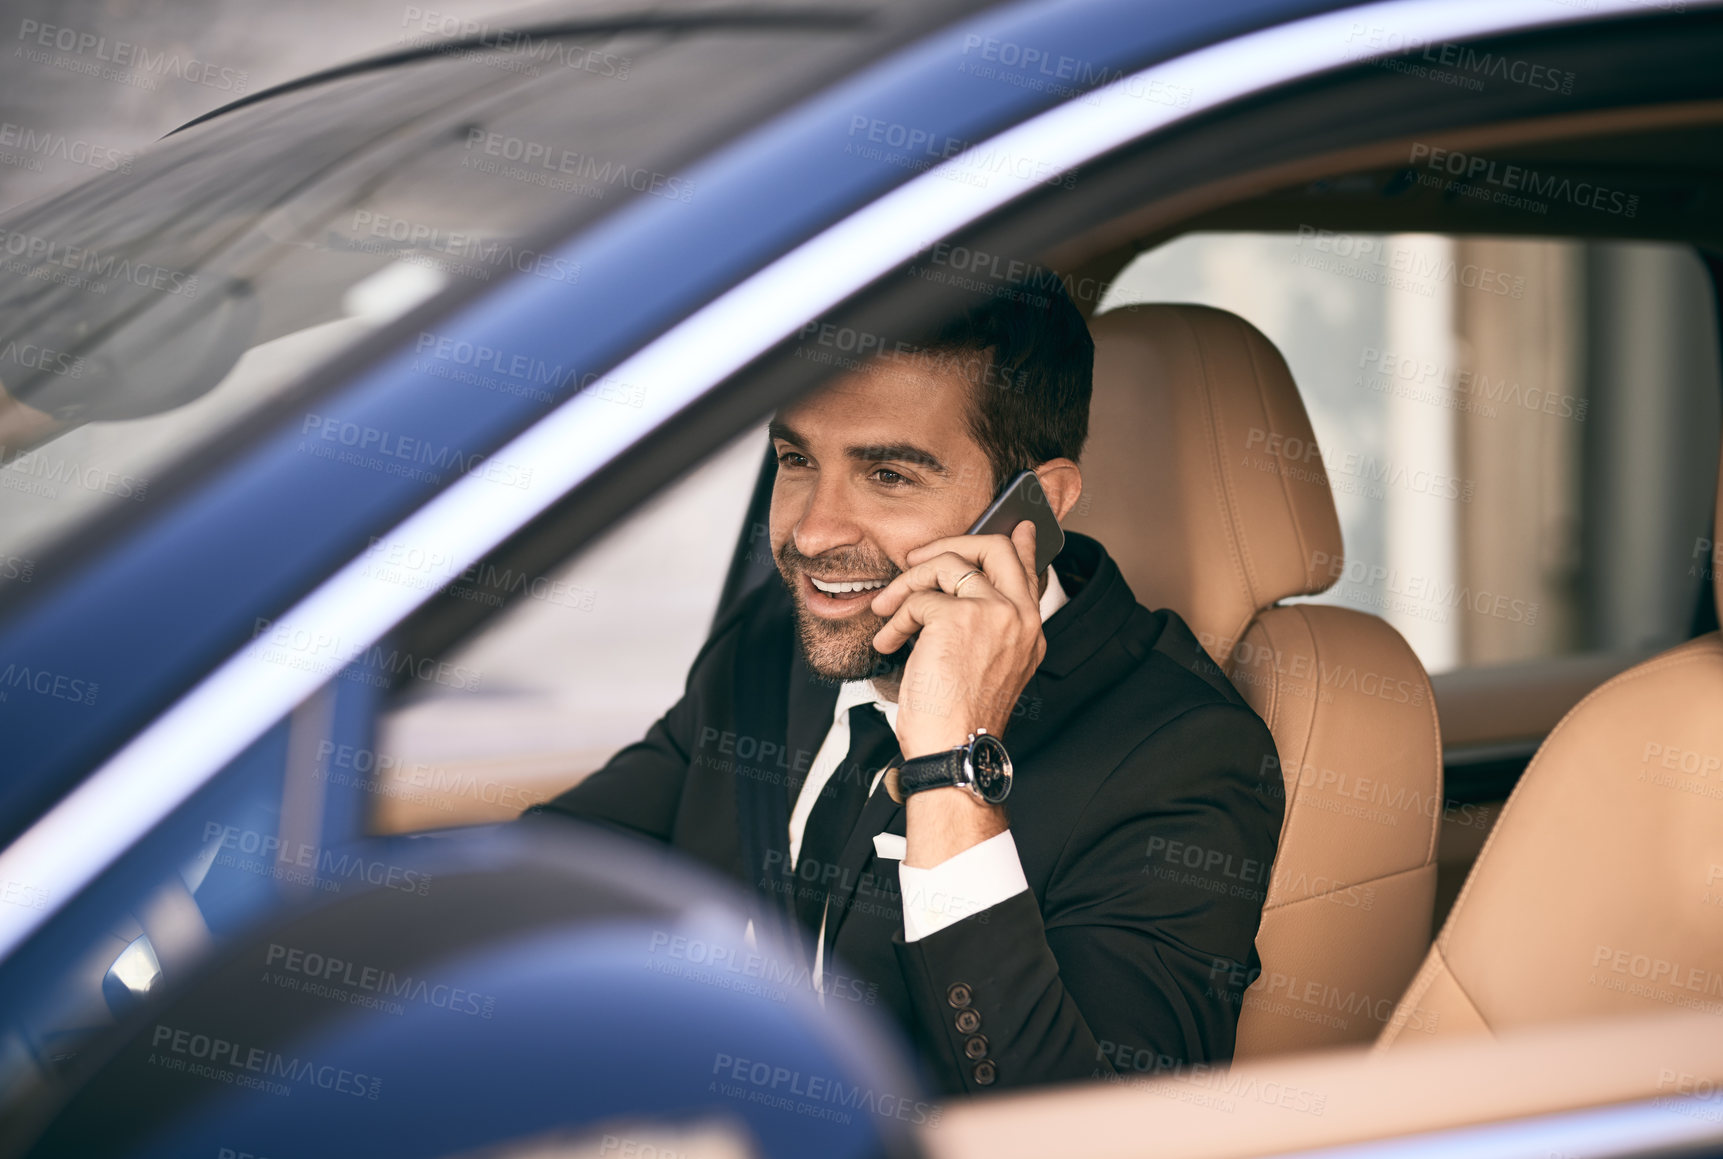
884, 729, 1013, 805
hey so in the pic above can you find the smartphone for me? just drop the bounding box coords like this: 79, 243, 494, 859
967, 469, 1065, 573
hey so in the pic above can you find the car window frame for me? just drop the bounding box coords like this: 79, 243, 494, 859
0, 0, 1691, 969
381, 4, 1723, 826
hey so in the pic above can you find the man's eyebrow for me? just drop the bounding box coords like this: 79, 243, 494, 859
847, 443, 948, 474
768, 423, 948, 474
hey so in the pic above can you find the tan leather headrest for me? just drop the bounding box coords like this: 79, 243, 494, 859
1069, 304, 1344, 666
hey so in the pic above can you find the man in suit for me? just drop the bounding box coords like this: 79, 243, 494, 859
530, 280, 1283, 1096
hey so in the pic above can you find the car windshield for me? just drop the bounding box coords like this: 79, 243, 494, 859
0, 21, 842, 574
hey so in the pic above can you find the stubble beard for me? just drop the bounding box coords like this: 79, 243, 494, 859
776, 542, 908, 684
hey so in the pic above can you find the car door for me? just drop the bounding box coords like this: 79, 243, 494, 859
3, 0, 1721, 1155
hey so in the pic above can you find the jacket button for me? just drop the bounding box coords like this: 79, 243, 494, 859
964, 1034, 989, 1060
954, 1008, 981, 1034
946, 983, 972, 1009
973, 1060, 997, 1085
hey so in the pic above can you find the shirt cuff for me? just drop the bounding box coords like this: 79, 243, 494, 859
897, 829, 1029, 942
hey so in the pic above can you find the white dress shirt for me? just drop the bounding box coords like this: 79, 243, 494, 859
788, 566, 1070, 989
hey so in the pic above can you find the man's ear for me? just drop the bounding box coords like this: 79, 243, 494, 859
1033, 458, 1083, 523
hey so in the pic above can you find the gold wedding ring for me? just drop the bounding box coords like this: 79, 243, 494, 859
952, 568, 985, 598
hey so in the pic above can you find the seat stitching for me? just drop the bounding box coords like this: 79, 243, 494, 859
1256, 609, 1320, 905
1388, 608, 1446, 865
1308, 604, 1442, 864
1184, 308, 1259, 649
1260, 606, 1443, 898
1249, 619, 1282, 733
1224, 608, 1258, 669
1240, 323, 1317, 593
1430, 943, 1493, 1036
1423, 680, 1443, 866
1261, 858, 1434, 913
1375, 946, 1448, 1051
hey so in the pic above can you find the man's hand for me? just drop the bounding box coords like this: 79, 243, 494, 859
869, 520, 1043, 868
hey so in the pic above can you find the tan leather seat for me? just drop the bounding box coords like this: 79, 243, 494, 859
1069, 304, 1442, 1056
1378, 462, 1723, 1051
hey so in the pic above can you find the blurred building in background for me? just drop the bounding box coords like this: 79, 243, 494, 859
0, 0, 520, 214
1099, 231, 1720, 674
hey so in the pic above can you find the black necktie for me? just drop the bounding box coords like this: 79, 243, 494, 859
794, 703, 899, 933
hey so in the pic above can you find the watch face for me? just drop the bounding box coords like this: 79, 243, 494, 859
968, 733, 1013, 803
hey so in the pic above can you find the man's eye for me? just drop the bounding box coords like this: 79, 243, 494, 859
777, 451, 809, 469
872, 468, 907, 486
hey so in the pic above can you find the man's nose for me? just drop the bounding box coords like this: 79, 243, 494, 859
793, 477, 863, 559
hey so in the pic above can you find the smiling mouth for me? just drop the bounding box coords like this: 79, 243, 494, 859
808, 576, 889, 595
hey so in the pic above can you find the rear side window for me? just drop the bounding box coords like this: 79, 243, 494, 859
1100, 232, 1722, 676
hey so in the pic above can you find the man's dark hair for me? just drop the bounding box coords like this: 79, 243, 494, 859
919, 275, 1094, 492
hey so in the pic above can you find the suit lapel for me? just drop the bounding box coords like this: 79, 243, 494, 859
996, 535, 1148, 760
730, 589, 801, 951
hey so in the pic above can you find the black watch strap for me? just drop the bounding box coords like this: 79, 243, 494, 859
888, 749, 967, 802
883, 731, 1012, 805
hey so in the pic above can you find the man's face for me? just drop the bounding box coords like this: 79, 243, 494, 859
769, 355, 996, 681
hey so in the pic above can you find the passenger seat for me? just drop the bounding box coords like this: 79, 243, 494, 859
1073, 304, 1442, 1056
1378, 455, 1723, 1049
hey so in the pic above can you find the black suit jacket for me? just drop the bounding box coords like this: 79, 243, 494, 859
531, 533, 1282, 1095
